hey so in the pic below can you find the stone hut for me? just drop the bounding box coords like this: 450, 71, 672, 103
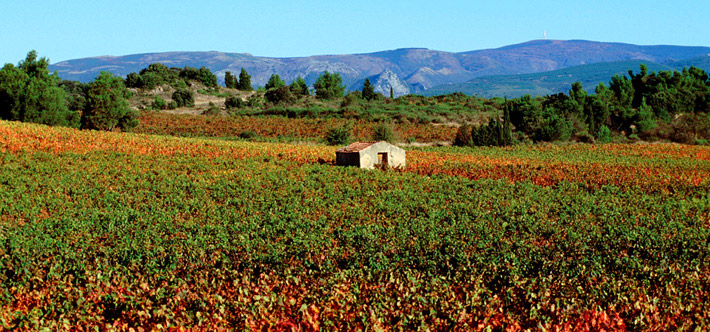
335, 141, 406, 169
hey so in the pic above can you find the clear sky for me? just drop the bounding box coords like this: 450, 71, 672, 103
2, 0, 709, 64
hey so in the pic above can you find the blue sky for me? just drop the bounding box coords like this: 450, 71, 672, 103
2, 0, 709, 64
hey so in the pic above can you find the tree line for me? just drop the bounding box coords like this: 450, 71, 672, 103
0, 51, 137, 131
456, 64, 710, 146
2, 51, 709, 145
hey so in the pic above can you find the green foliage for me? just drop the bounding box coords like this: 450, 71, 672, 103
125, 64, 217, 89
596, 125, 611, 143
237, 68, 252, 91
454, 124, 473, 146
533, 111, 573, 142
265, 74, 286, 90
224, 71, 237, 89
197, 88, 230, 98
325, 121, 352, 145
470, 118, 505, 146
264, 86, 295, 105
238, 130, 259, 139
179, 66, 217, 87
225, 95, 244, 109
118, 109, 140, 132
59, 80, 89, 112
362, 78, 376, 101
289, 76, 308, 96
0, 51, 79, 127
82, 71, 134, 131
152, 96, 167, 110
314, 71, 345, 100
372, 122, 394, 142
172, 89, 194, 107
202, 102, 221, 116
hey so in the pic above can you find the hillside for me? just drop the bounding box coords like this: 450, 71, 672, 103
423, 60, 674, 98
425, 55, 710, 98
48, 40, 710, 97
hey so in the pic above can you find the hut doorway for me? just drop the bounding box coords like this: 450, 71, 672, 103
378, 152, 388, 165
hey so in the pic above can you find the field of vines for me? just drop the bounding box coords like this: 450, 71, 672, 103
1, 120, 709, 330
134, 111, 458, 143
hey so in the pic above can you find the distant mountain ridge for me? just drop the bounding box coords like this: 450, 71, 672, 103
425, 56, 710, 98
48, 40, 710, 97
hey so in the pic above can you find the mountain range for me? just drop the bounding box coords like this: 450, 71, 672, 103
49, 40, 710, 97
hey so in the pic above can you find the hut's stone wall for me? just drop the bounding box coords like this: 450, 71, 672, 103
358, 142, 406, 169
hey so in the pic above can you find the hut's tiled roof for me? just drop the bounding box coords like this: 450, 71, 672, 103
336, 141, 377, 153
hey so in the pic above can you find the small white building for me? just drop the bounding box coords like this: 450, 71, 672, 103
335, 141, 406, 169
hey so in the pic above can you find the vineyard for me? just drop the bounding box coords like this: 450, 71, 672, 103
1, 120, 709, 330
133, 111, 458, 143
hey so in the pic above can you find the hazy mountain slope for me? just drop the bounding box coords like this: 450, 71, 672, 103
424, 55, 710, 98
48, 40, 710, 94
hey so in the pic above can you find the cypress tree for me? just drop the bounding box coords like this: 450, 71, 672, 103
225, 71, 235, 89
362, 78, 375, 101
237, 68, 252, 91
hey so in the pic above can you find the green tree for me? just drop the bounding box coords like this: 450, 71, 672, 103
225, 71, 236, 89
289, 76, 308, 96
237, 68, 252, 91
362, 78, 376, 101
265, 74, 286, 90
314, 71, 345, 100
0, 51, 78, 127
197, 67, 218, 87
82, 71, 135, 131
172, 89, 195, 107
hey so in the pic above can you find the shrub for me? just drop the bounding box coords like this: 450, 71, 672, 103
172, 89, 194, 107
372, 123, 394, 142
341, 91, 361, 108
239, 130, 259, 140
118, 109, 140, 132
454, 124, 473, 146
152, 96, 167, 110
225, 96, 244, 109
265, 86, 295, 105
325, 122, 352, 145
596, 125, 611, 143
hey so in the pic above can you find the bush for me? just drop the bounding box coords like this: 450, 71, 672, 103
372, 123, 394, 142
265, 86, 295, 105
341, 91, 361, 108
152, 96, 167, 110
225, 96, 244, 109
325, 122, 352, 145
239, 130, 259, 140
118, 109, 140, 132
172, 89, 194, 107
454, 124, 473, 146
596, 125, 611, 143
